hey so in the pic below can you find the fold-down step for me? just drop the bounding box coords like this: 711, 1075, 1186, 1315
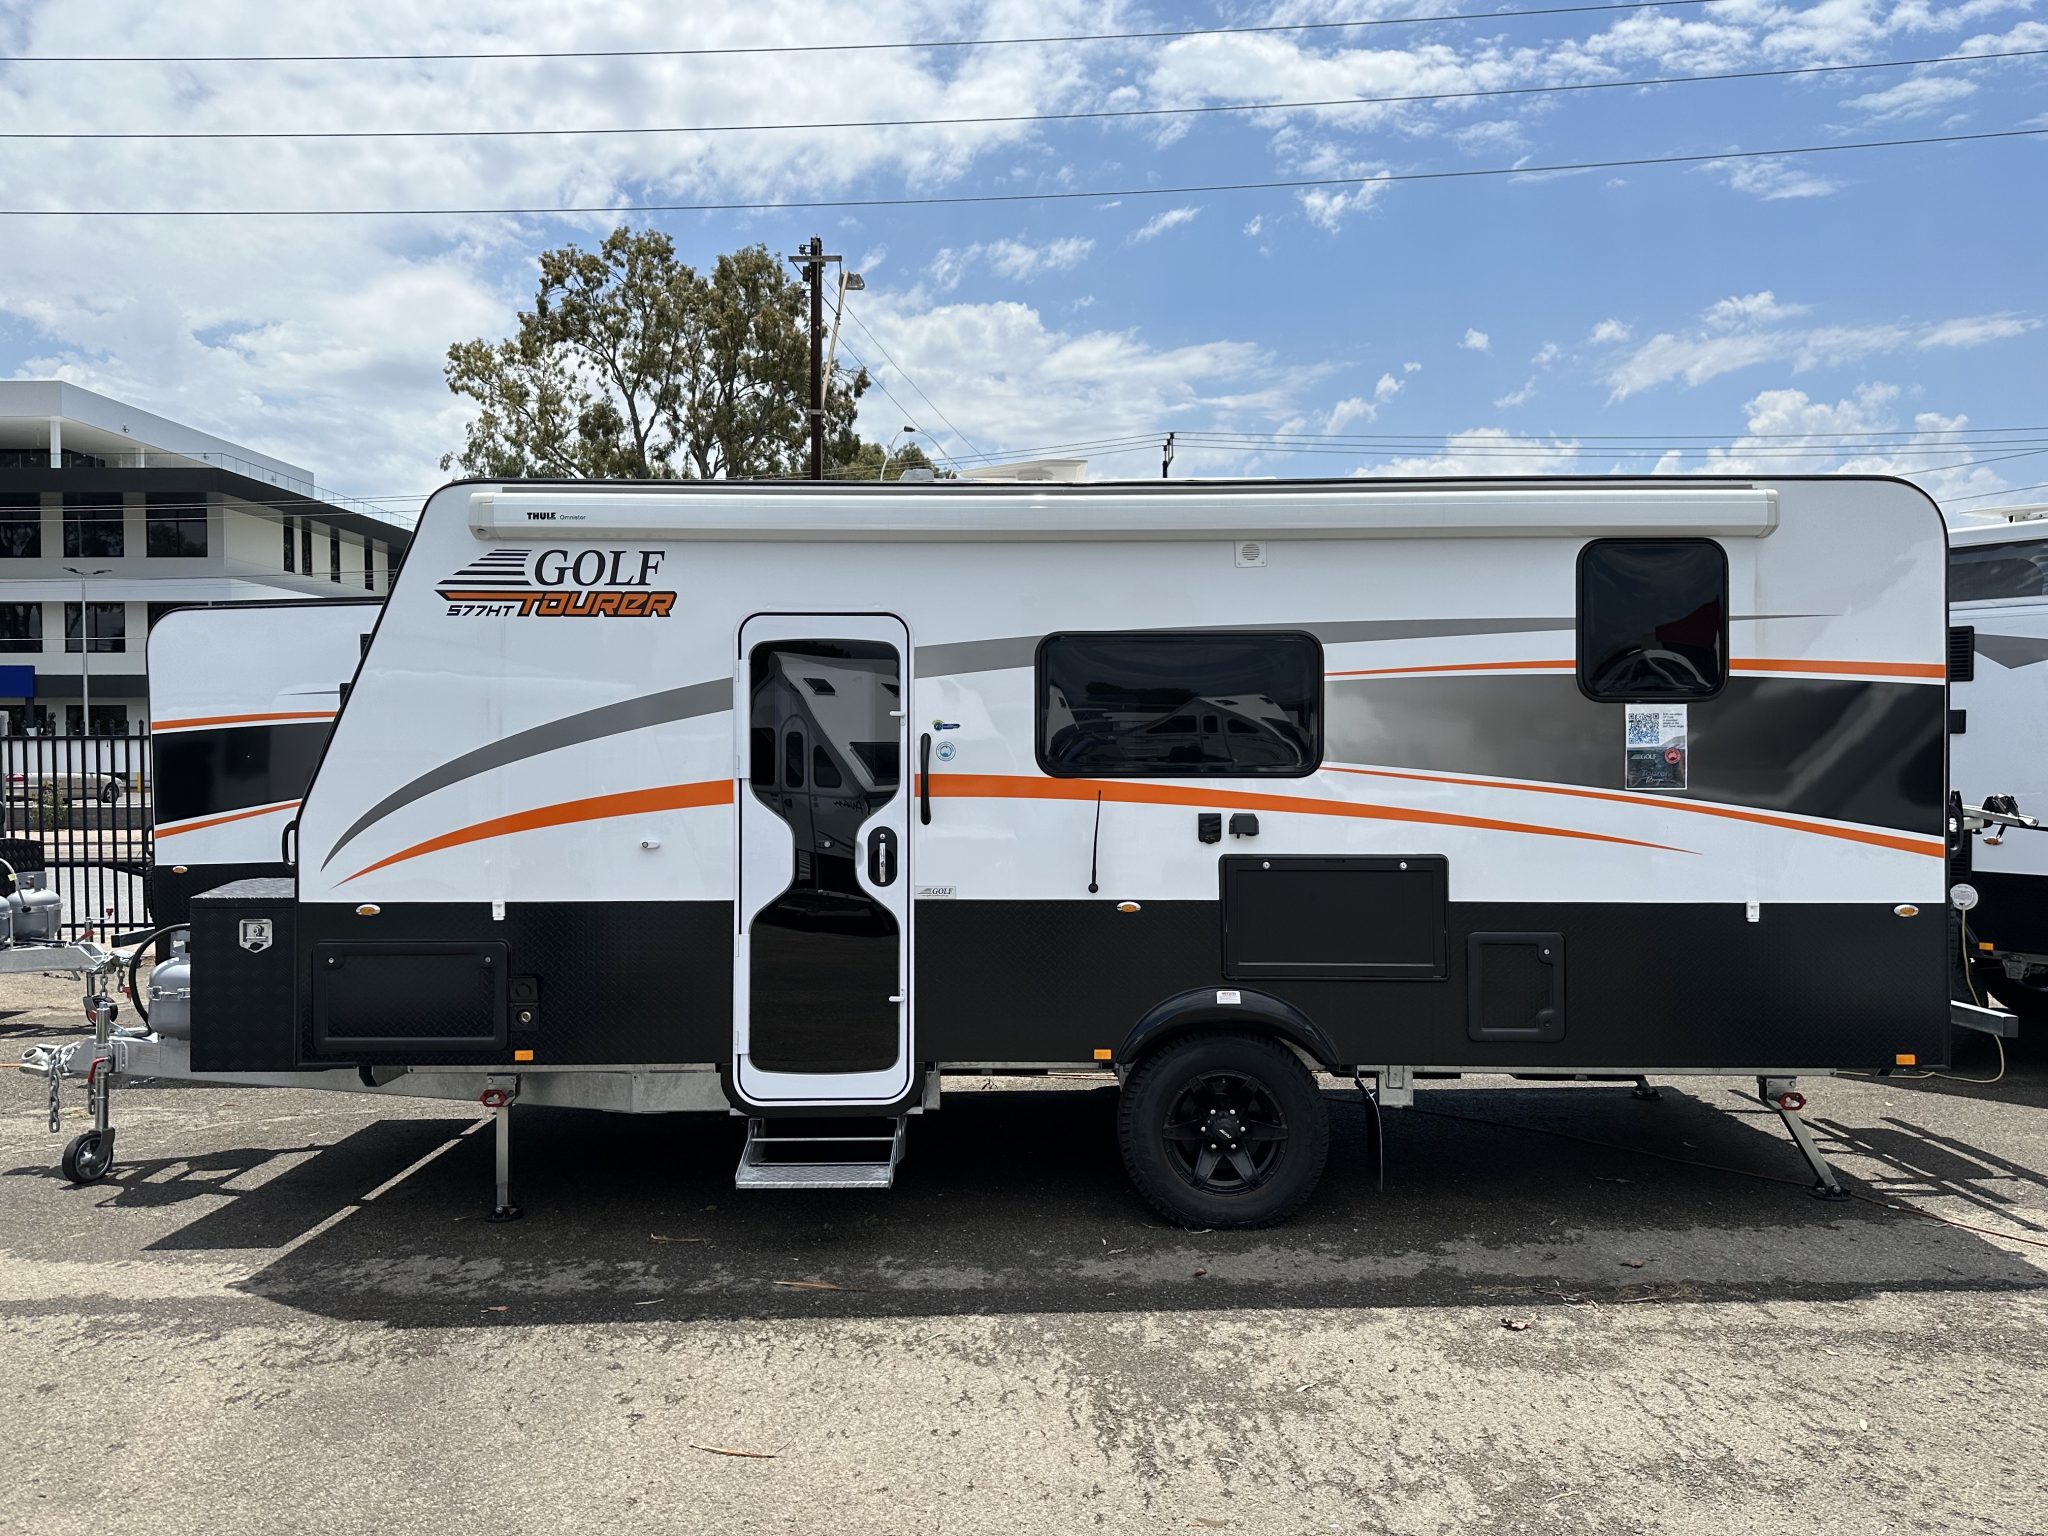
735, 1116, 907, 1190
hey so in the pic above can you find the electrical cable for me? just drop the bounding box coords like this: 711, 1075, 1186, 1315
2, 125, 2039, 216
0, 1, 1742, 65
840, 306, 985, 463
1943, 479, 2048, 504
12, 46, 2040, 140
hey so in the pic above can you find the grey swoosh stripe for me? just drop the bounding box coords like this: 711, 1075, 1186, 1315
323, 611, 1828, 866
319, 678, 730, 869
1974, 633, 2048, 669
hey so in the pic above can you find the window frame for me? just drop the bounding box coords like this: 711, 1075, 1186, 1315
1574, 536, 1730, 704
61, 493, 124, 560
144, 492, 208, 558
0, 494, 42, 558
1033, 627, 1325, 780
0, 601, 42, 653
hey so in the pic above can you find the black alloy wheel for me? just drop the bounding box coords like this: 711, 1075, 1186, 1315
1117, 1030, 1330, 1229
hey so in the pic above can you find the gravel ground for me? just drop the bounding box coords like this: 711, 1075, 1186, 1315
2, 966, 2044, 1535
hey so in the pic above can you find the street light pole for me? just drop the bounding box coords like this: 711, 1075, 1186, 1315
879, 425, 919, 482
63, 566, 109, 735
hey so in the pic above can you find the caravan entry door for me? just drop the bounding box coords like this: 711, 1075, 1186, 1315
733, 613, 914, 1108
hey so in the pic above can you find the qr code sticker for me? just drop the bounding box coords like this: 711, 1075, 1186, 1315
1626, 713, 1665, 745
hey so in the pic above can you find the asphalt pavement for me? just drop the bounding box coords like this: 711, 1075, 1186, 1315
2, 967, 2044, 1535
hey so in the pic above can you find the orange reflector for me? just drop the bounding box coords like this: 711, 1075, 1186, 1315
1979, 941, 1995, 951
1895, 1053, 1917, 1066
514, 1049, 535, 1063
1092, 1048, 1113, 1061
355, 903, 381, 917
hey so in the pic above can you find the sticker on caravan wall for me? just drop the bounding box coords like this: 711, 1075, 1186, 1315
434, 548, 677, 619
1624, 704, 1688, 792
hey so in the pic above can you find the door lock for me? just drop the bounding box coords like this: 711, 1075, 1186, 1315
867, 825, 899, 886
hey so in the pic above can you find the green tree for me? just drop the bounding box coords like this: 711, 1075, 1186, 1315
441, 227, 868, 480
827, 439, 947, 480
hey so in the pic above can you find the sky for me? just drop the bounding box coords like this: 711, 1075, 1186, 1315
0, 0, 2042, 522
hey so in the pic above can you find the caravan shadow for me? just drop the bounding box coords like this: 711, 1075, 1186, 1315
115, 1074, 2047, 1329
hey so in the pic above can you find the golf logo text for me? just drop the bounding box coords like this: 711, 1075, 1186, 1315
437, 547, 677, 618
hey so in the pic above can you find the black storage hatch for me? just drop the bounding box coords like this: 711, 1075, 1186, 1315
1467, 932, 1566, 1042
1221, 855, 1447, 981
311, 942, 509, 1055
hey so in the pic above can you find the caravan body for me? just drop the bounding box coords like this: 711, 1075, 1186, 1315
1948, 516, 2048, 1021
147, 602, 377, 927
161, 477, 1947, 1222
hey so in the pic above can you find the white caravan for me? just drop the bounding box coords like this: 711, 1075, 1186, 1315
1948, 514, 2048, 1022
146, 601, 378, 928
47, 477, 1954, 1225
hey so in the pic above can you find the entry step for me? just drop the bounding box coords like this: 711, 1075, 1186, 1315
735, 1116, 906, 1190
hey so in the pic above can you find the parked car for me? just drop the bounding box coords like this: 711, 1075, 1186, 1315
5, 770, 128, 804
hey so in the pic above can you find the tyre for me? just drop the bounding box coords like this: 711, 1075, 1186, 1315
60, 1130, 112, 1185
1984, 968, 2048, 1023
99, 780, 124, 804
1117, 1030, 1329, 1229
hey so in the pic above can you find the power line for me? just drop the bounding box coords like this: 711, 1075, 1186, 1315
0, 1, 1736, 65
14, 46, 2040, 141
1149, 423, 2048, 444
1943, 479, 2048, 504
832, 338, 959, 472
840, 307, 984, 464
4, 126, 2035, 217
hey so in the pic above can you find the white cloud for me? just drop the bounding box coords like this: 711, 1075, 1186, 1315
1532, 342, 1561, 367
1129, 206, 1202, 243
1843, 74, 1978, 120
1460, 329, 1491, 352
1373, 372, 1403, 402
0, 0, 1139, 493
1588, 319, 1632, 345
1326, 396, 1376, 432
1243, 216, 1263, 237
848, 293, 1320, 476
1713, 158, 1841, 201
1606, 307, 2037, 398
930, 236, 1095, 290
1702, 291, 1810, 329
1404, 361, 1423, 374
1653, 383, 2016, 508
1494, 379, 1538, 408
1356, 428, 1579, 478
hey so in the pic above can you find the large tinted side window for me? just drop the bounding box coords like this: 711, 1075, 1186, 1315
1037, 631, 1322, 777
1577, 539, 1727, 701
1950, 541, 2048, 603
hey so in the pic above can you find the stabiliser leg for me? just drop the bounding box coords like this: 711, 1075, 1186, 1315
1759, 1077, 1850, 1202
1631, 1075, 1662, 1102
481, 1081, 521, 1222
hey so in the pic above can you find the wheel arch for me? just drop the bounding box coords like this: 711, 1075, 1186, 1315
1119, 987, 1341, 1073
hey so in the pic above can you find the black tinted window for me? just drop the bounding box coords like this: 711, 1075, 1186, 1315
1578, 539, 1726, 701
0, 495, 41, 558
1950, 540, 2048, 603
1038, 631, 1322, 777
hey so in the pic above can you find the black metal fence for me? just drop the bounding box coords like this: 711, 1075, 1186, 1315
0, 726, 152, 939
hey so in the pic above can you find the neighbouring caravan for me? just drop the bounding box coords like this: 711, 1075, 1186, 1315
146, 601, 378, 928
1948, 514, 2048, 1023
48, 478, 1955, 1225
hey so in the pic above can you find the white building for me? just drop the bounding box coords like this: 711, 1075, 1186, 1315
0, 381, 412, 734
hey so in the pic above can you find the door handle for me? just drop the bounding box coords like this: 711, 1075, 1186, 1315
867, 825, 899, 886
919, 732, 932, 825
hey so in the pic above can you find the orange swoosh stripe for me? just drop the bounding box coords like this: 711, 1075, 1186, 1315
153, 710, 337, 732
928, 773, 1691, 855
156, 799, 301, 838
1730, 658, 1944, 680
1327, 766, 1942, 858
341, 779, 734, 883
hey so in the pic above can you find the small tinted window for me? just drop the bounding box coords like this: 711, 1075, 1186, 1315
1578, 539, 1727, 701
1038, 631, 1322, 777
1950, 540, 2048, 603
